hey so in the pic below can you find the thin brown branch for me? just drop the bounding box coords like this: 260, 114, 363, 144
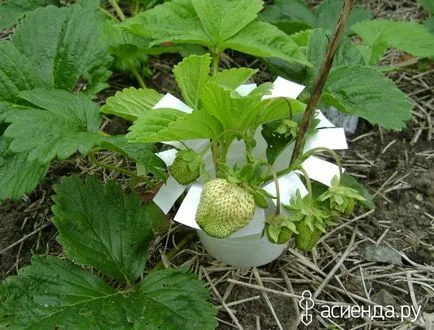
290, 0, 356, 165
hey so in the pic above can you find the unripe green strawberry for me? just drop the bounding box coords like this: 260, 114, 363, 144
169, 150, 200, 185
264, 222, 292, 244
196, 179, 256, 238
295, 221, 322, 251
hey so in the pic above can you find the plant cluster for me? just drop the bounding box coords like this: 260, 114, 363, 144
0, 0, 434, 328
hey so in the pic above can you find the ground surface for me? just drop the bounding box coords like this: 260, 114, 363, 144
0, 1, 433, 329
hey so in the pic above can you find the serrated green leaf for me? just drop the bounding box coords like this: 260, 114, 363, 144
0, 137, 49, 202
1, 256, 217, 329
127, 268, 217, 329
100, 87, 163, 121
0, 256, 128, 329
307, 29, 363, 82
125, 0, 308, 66
260, 0, 316, 34
321, 66, 413, 130
127, 108, 222, 143
315, 0, 372, 33
209, 67, 257, 90
200, 82, 262, 130
173, 54, 211, 108
191, 0, 262, 43
0, 42, 44, 102
125, 0, 211, 47
52, 176, 158, 284
342, 173, 375, 209
10, 5, 112, 94
4, 89, 103, 163
99, 135, 167, 180
0, 0, 57, 31
222, 20, 310, 66
260, 0, 371, 35
352, 19, 434, 64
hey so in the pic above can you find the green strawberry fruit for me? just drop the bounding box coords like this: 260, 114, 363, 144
295, 221, 322, 251
169, 150, 200, 185
196, 179, 256, 238
265, 221, 292, 244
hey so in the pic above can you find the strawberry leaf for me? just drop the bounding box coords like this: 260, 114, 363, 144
10, 5, 111, 94
0, 42, 44, 102
99, 136, 167, 180
173, 54, 212, 109
352, 19, 434, 64
321, 66, 413, 130
0, 137, 49, 202
125, 0, 308, 66
0, 256, 127, 329
127, 108, 223, 143
125, 0, 211, 46
260, 0, 371, 35
260, 0, 315, 35
51, 176, 158, 284
4, 89, 103, 163
0, 256, 217, 329
191, 0, 262, 43
126, 268, 217, 329
222, 20, 310, 66
100, 87, 163, 121
209, 67, 257, 90
0, 0, 57, 31
315, 0, 371, 33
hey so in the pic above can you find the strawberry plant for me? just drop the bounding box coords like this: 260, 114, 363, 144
0, 0, 425, 327
0, 176, 217, 329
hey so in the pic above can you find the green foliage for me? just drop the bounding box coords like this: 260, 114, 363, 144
307, 28, 363, 82
52, 176, 155, 283
0, 177, 217, 329
10, 5, 112, 94
101, 86, 163, 121
352, 19, 434, 64
341, 173, 375, 209
3, 89, 103, 163
99, 135, 167, 180
261, 0, 371, 34
418, 0, 434, 13
0, 0, 57, 31
321, 66, 413, 130
0, 3, 115, 201
0, 137, 49, 202
120, 53, 304, 144
124, 0, 309, 66
318, 176, 366, 215
173, 54, 213, 108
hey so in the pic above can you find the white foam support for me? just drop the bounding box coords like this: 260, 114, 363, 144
263, 172, 308, 205
303, 127, 348, 152
153, 93, 193, 113
235, 83, 257, 96
156, 149, 178, 166
301, 156, 344, 186
153, 176, 187, 214
174, 184, 202, 229
262, 77, 305, 100
315, 110, 335, 128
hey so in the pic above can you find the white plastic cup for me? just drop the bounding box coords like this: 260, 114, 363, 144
197, 230, 288, 268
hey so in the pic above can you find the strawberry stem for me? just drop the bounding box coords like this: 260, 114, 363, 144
268, 164, 281, 216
